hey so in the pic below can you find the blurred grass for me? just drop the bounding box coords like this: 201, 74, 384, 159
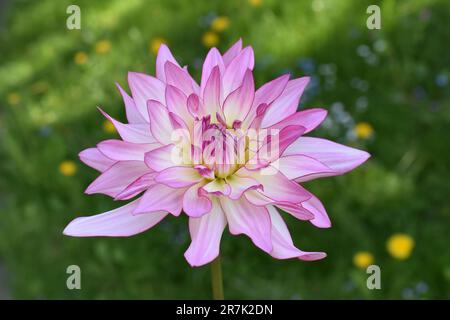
0, 0, 449, 299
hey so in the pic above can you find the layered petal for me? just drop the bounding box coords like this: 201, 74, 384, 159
267, 206, 326, 261
116, 83, 146, 124
63, 201, 168, 237
134, 183, 185, 216
184, 198, 227, 267
97, 139, 159, 161
261, 77, 310, 128
201, 47, 225, 95
99, 108, 156, 144
301, 192, 331, 228
154, 166, 203, 188
220, 197, 272, 253
222, 39, 242, 67
79, 147, 116, 172
283, 137, 371, 177
128, 72, 165, 120
164, 62, 196, 96
223, 69, 254, 126
267, 108, 327, 133
225, 175, 262, 200
277, 154, 334, 181
222, 46, 254, 101
85, 161, 150, 197
183, 181, 212, 217
115, 172, 157, 200
147, 100, 175, 145
156, 44, 181, 82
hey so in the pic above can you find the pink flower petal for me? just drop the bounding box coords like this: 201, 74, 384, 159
201, 66, 222, 119
239, 167, 310, 204
115, 172, 157, 200
275, 202, 314, 221
134, 183, 185, 216
284, 137, 371, 176
85, 161, 151, 197
99, 108, 156, 144
165, 85, 193, 126
164, 61, 196, 96
201, 179, 231, 196
144, 144, 187, 172
63, 200, 168, 237
267, 108, 328, 133
116, 83, 146, 124
201, 48, 225, 96
184, 199, 227, 267
97, 139, 159, 161
261, 77, 310, 128
156, 44, 181, 82
222, 38, 242, 67
267, 206, 327, 261
301, 192, 331, 228
242, 74, 290, 129
147, 100, 175, 145
183, 181, 212, 217
220, 197, 272, 253
222, 46, 254, 102
223, 69, 254, 126
277, 154, 334, 181
79, 148, 116, 172
154, 166, 202, 188
225, 175, 262, 200
128, 72, 165, 120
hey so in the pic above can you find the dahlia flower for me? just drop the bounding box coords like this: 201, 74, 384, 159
64, 39, 370, 268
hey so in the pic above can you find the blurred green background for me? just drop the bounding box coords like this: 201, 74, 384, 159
0, 0, 449, 299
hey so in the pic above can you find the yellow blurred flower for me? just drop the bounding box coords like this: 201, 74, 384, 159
95, 40, 111, 54
248, 0, 262, 7
150, 37, 167, 55
211, 16, 230, 32
59, 160, 77, 177
102, 120, 116, 134
387, 233, 415, 260
202, 31, 219, 48
353, 251, 374, 269
74, 51, 88, 65
7, 92, 21, 106
354, 122, 374, 140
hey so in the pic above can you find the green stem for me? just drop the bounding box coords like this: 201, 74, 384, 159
210, 256, 224, 300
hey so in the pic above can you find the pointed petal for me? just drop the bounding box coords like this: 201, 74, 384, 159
201, 47, 225, 95
222, 46, 255, 100
114, 172, 157, 200
275, 202, 314, 221
284, 137, 371, 176
267, 206, 327, 261
277, 154, 334, 181
201, 66, 221, 119
79, 148, 116, 172
156, 44, 181, 82
99, 108, 156, 144
147, 100, 175, 145
223, 69, 254, 126
144, 144, 188, 172
165, 85, 193, 125
97, 140, 159, 161
238, 167, 310, 204
261, 77, 310, 128
128, 72, 165, 120
267, 108, 328, 133
183, 181, 212, 217
134, 184, 185, 216
301, 193, 331, 228
220, 197, 272, 253
184, 199, 227, 267
242, 74, 290, 129
64, 200, 168, 237
115, 83, 145, 124
154, 166, 202, 188
226, 175, 262, 200
164, 61, 196, 96
85, 161, 150, 197
222, 39, 242, 66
